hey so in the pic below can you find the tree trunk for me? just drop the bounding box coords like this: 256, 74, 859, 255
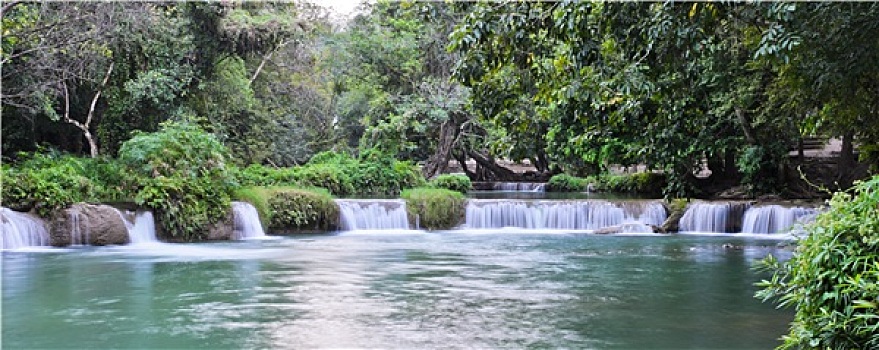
735, 108, 757, 145
60, 61, 114, 158
797, 137, 805, 162
838, 132, 855, 188
422, 119, 459, 179
534, 148, 549, 173
84, 130, 98, 158
453, 150, 475, 179
467, 150, 517, 181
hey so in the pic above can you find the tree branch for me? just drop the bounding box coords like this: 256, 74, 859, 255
85, 61, 114, 127
250, 39, 293, 84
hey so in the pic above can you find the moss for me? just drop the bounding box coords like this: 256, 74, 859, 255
401, 188, 466, 230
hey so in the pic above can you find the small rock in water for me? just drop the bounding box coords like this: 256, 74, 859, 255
721, 243, 743, 250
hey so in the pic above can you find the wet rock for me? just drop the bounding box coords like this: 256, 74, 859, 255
204, 209, 235, 241
661, 210, 684, 233
715, 185, 752, 200
594, 225, 623, 235
50, 203, 129, 246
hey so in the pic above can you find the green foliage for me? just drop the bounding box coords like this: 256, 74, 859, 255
294, 164, 356, 197
666, 198, 690, 214
233, 186, 339, 232
232, 187, 270, 230
293, 150, 425, 197
231, 164, 298, 187
736, 145, 780, 193
756, 176, 879, 349
231, 151, 426, 198
546, 172, 665, 196
429, 174, 472, 193
546, 174, 588, 192
263, 187, 338, 232
401, 188, 466, 230
602, 173, 667, 197
118, 122, 234, 241
1, 152, 132, 217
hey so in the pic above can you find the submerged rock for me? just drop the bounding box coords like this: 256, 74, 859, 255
50, 203, 129, 246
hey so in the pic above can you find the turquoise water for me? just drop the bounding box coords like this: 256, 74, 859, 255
3, 233, 792, 349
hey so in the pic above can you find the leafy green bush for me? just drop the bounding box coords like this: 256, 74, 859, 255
401, 188, 466, 230
294, 164, 355, 197
297, 149, 425, 196
268, 187, 338, 232
546, 174, 587, 192
232, 164, 298, 187
756, 176, 879, 349
429, 174, 472, 193
233, 186, 338, 232
602, 173, 666, 196
0, 152, 130, 216
119, 121, 235, 241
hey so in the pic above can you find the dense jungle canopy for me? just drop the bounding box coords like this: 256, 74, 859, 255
2, 1, 878, 198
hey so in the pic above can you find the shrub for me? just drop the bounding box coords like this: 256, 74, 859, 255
232, 164, 298, 187
0, 152, 127, 216
299, 149, 425, 196
233, 186, 338, 232
401, 188, 466, 230
756, 176, 879, 349
294, 164, 355, 197
429, 174, 472, 193
546, 174, 587, 192
266, 187, 338, 232
119, 121, 235, 241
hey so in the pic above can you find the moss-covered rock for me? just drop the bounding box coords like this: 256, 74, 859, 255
234, 186, 338, 233
401, 188, 466, 230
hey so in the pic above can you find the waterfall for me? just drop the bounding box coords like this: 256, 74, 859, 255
493, 182, 547, 192
741, 205, 817, 234
1, 208, 50, 249
337, 199, 410, 230
232, 202, 267, 239
679, 202, 750, 233
68, 207, 90, 245
464, 200, 666, 230
127, 211, 160, 244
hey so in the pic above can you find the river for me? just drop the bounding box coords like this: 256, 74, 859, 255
3, 232, 792, 349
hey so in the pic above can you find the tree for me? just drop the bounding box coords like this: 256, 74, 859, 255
2, 2, 148, 157
759, 2, 879, 185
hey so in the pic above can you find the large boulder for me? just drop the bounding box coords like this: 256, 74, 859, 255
50, 203, 130, 246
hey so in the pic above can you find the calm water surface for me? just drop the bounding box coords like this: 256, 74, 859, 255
3, 233, 792, 349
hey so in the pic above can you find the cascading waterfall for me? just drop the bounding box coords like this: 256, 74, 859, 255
232, 202, 267, 239
1, 207, 50, 249
464, 200, 667, 231
127, 211, 159, 244
68, 207, 89, 245
741, 205, 817, 234
337, 199, 410, 230
679, 202, 750, 233
493, 182, 547, 192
